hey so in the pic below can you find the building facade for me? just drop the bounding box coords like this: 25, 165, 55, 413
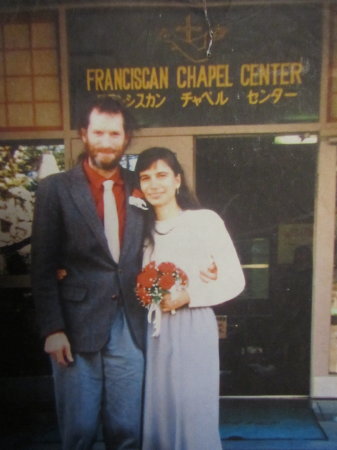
0, 0, 337, 398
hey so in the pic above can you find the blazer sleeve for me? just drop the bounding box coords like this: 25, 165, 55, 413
187, 210, 245, 308
31, 175, 66, 337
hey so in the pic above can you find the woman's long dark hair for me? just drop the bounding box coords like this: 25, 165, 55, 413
135, 147, 200, 246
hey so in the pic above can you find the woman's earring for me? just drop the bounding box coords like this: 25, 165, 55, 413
176, 187, 180, 196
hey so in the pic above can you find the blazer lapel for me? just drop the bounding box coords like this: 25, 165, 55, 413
66, 165, 112, 258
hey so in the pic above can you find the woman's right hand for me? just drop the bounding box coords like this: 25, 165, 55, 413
56, 269, 67, 280
199, 261, 217, 283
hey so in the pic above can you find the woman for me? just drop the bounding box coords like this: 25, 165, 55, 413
135, 147, 245, 450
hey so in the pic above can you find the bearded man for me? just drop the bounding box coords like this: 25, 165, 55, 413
31, 98, 146, 450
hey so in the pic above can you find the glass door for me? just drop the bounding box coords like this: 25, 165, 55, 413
196, 135, 317, 396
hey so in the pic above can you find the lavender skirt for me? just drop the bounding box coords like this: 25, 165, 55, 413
142, 306, 222, 450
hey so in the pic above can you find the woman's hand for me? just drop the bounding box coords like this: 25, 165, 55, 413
160, 290, 190, 313
56, 269, 67, 280
200, 261, 217, 283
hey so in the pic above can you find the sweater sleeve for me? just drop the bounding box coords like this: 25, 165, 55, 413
186, 211, 245, 308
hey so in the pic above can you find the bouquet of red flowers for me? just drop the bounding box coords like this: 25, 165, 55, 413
136, 261, 188, 307
136, 261, 188, 336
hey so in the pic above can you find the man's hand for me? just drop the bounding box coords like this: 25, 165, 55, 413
44, 331, 74, 367
200, 261, 218, 283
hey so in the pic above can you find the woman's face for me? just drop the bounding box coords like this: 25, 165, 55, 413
139, 159, 181, 209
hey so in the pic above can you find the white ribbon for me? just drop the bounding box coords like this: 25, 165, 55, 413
147, 302, 162, 337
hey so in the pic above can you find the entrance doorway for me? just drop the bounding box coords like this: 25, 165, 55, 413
196, 135, 317, 396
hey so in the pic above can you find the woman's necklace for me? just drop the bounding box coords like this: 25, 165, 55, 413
154, 210, 183, 235
154, 224, 176, 235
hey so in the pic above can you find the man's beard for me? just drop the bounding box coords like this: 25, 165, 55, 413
86, 144, 124, 171
89, 154, 121, 171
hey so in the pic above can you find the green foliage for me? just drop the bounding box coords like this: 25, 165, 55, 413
0, 144, 64, 201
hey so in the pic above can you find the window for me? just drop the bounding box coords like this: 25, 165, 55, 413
0, 13, 62, 130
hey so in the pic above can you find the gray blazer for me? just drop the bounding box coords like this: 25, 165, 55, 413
31, 164, 146, 352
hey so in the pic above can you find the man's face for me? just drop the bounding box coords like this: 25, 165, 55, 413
81, 109, 129, 172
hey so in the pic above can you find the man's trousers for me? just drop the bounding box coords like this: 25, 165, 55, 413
51, 307, 144, 450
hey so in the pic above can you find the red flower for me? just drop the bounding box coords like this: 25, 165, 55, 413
136, 286, 152, 305
137, 267, 157, 288
158, 262, 176, 274
135, 261, 189, 309
158, 273, 175, 290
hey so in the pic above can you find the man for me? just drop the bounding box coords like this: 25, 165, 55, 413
31, 98, 146, 449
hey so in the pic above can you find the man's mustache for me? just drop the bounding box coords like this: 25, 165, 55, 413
95, 148, 118, 154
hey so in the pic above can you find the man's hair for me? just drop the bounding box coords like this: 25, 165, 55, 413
78, 97, 138, 135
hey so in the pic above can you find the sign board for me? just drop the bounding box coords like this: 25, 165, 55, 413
67, 4, 322, 128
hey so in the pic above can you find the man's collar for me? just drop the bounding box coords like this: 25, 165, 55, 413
83, 158, 124, 188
